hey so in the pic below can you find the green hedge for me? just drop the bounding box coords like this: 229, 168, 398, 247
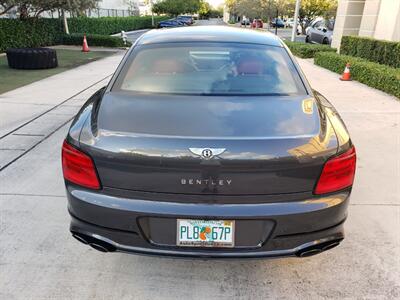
67, 16, 169, 35
315, 51, 400, 98
0, 18, 62, 52
0, 16, 167, 52
284, 41, 336, 58
340, 36, 400, 68
62, 33, 131, 48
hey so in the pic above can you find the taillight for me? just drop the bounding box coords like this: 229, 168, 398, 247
314, 146, 356, 195
62, 140, 100, 189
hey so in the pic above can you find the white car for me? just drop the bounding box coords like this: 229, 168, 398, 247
286, 19, 302, 34
285, 19, 294, 28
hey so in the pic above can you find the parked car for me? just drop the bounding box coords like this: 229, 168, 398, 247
306, 18, 335, 45
157, 19, 186, 28
285, 18, 302, 34
241, 18, 251, 26
251, 19, 263, 28
285, 18, 294, 28
296, 24, 302, 35
177, 15, 194, 25
270, 18, 285, 28
63, 26, 356, 259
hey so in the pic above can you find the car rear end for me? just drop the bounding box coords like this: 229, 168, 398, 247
177, 16, 194, 25
63, 29, 356, 258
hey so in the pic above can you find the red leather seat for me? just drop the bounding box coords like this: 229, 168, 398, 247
237, 59, 263, 75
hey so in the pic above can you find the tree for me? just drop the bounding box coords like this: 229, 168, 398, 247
152, 0, 201, 16
225, 0, 292, 21
198, 0, 211, 19
225, 0, 337, 25
210, 6, 223, 18
1, 0, 99, 18
228, 0, 260, 19
298, 0, 338, 21
0, 1, 17, 16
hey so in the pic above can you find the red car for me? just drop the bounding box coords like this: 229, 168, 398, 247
251, 19, 263, 29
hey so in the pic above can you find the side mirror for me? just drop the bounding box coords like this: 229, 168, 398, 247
322, 28, 327, 32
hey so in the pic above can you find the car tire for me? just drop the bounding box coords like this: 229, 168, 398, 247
6, 48, 58, 70
305, 35, 310, 43
322, 38, 329, 45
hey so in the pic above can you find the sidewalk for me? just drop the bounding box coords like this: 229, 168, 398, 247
0, 51, 125, 169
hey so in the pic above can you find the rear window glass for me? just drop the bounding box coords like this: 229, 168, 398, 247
114, 43, 306, 96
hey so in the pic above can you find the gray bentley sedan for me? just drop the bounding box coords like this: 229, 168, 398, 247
62, 26, 356, 258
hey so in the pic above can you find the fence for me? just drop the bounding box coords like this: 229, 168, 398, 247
1, 8, 141, 19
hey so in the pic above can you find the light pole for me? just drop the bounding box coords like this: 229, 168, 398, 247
150, 0, 154, 27
62, 10, 69, 34
291, 0, 301, 42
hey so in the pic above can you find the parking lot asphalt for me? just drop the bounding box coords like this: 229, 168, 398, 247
270, 27, 306, 42
0, 26, 399, 299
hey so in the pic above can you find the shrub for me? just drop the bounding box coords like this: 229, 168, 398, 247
0, 16, 167, 52
67, 16, 169, 35
0, 18, 62, 52
62, 33, 131, 48
340, 36, 400, 68
284, 41, 336, 58
315, 51, 400, 98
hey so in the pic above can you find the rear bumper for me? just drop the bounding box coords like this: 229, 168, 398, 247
67, 186, 350, 258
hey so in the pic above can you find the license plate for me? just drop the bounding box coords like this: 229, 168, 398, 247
177, 219, 235, 247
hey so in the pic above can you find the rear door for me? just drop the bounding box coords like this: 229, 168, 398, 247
310, 20, 323, 43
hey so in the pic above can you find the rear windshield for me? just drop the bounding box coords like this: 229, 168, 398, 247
114, 43, 306, 96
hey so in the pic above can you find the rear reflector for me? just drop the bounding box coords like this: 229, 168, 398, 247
62, 140, 100, 189
314, 146, 356, 195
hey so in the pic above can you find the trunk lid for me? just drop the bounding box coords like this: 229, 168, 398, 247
80, 92, 338, 195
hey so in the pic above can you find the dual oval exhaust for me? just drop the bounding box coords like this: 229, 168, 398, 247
296, 239, 343, 257
71, 232, 116, 253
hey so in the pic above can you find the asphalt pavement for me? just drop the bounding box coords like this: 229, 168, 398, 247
0, 22, 399, 299
269, 27, 306, 42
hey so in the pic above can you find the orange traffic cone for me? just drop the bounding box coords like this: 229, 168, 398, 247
82, 34, 90, 52
340, 63, 351, 81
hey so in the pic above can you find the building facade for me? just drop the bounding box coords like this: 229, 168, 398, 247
332, 0, 400, 49
1, 0, 150, 18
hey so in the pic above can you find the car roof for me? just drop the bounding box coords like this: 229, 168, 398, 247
137, 26, 283, 47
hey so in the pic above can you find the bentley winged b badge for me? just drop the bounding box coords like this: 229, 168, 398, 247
189, 148, 226, 160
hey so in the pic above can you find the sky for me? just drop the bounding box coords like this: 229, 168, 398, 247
206, 0, 225, 8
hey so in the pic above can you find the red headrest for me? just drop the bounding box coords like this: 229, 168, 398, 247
237, 59, 263, 75
151, 59, 185, 74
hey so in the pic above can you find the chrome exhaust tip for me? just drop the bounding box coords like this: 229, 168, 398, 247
296, 238, 343, 257
322, 241, 341, 251
72, 233, 89, 245
89, 243, 109, 252
298, 248, 322, 257
70, 231, 117, 252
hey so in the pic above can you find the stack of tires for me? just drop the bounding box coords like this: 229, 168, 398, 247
6, 48, 58, 69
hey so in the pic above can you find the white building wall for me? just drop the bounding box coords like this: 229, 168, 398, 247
373, 0, 400, 41
332, 0, 366, 49
98, 0, 130, 10
358, 0, 381, 38
332, 0, 400, 49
